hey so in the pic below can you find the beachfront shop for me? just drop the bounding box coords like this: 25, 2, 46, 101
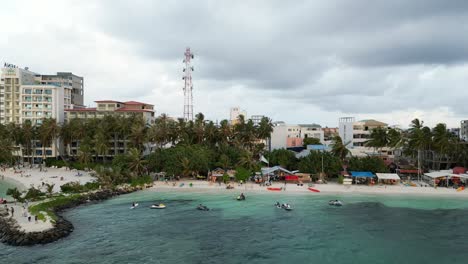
423, 171, 467, 187
376, 173, 401, 185
350, 171, 376, 185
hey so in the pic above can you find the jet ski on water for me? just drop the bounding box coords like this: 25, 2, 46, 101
274, 201, 282, 208
151, 203, 166, 209
236, 193, 246, 201
329, 200, 343, 206
196, 204, 209, 211
130, 202, 139, 209
281, 203, 293, 211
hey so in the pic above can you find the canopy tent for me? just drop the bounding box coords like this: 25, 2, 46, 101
376, 173, 401, 180
350, 171, 375, 178
376, 173, 401, 184
424, 171, 459, 179
452, 167, 467, 174
424, 171, 463, 187
261, 166, 294, 176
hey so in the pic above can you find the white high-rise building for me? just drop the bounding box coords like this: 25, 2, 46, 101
338, 117, 355, 147
230, 107, 247, 125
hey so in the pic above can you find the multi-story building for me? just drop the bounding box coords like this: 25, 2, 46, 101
322, 127, 339, 145
66, 100, 155, 124
338, 117, 355, 148
461, 120, 468, 141
230, 107, 247, 125
36, 72, 84, 109
270, 122, 324, 150
1, 64, 84, 162
1, 64, 83, 125
65, 100, 155, 158
352, 119, 388, 147
251, 115, 265, 126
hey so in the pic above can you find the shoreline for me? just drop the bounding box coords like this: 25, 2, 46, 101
150, 180, 468, 198
0, 187, 142, 246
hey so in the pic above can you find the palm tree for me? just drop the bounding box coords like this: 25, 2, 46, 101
21, 120, 35, 165
38, 118, 61, 164
331, 135, 351, 162
407, 118, 432, 181
94, 130, 110, 162
365, 127, 389, 154
45, 183, 55, 197
194, 113, 205, 144
181, 157, 192, 178
219, 119, 232, 144
129, 116, 147, 152
237, 151, 257, 172
127, 147, 147, 177
432, 123, 451, 170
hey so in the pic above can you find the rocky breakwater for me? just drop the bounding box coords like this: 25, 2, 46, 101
0, 187, 140, 246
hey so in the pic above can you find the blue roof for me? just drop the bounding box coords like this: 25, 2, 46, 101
307, 145, 329, 151
350, 171, 375, 177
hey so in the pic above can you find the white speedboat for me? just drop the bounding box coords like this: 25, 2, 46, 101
151, 204, 166, 209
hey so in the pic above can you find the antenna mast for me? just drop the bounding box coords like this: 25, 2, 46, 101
182, 47, 194, 121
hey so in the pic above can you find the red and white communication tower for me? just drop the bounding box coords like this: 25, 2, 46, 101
182, 47, 194, 121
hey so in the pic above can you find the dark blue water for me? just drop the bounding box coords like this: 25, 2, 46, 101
1, 190, 468, 264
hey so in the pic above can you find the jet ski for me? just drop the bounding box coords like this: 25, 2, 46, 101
236, 194, 246, 201
281, 204, 293, 211
151, 203, 166, 209
274, 202, 282, 208
196, 204, 209, 211
329, 200, 343, 206
130, 203, 139, 209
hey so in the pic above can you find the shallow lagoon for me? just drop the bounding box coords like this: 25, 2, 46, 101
1, 190, 468, 264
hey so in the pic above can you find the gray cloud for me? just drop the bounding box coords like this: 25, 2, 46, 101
2, 0, 468, 127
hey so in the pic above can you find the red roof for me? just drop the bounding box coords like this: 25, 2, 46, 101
124, 101, 154, 106
94, 100, 123, 103
398, 169, 422, 174
65, 108, 97, 112
114, 108, 153, 113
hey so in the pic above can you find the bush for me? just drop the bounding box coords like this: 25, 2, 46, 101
60, 181, 100, 193
130, 175, 153, 187
45, 158, 67, 168
338, 174, 344, 184
29, 194, 82, 222
24, 187, 45, 201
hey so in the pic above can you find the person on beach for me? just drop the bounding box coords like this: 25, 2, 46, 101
10, 207, 14, 217
35, 215, 38, 223
28, 215, 31, 222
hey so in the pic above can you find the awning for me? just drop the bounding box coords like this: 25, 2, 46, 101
398, 169, 422, 174
376, 173, 401, 180
285, 175, 299, 181
350, 171, 374, 178
424, 171, 459, 179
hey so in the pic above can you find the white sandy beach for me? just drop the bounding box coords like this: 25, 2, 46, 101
0, 167, 95, 232
150, 179, 468, 197
1, 167, 95, 193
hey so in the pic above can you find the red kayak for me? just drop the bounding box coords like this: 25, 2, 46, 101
308, 187, 320, 192
267, 187, 282, 191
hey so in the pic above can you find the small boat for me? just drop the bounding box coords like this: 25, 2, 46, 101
130, 203, 139, 209
308, 187, 320, 192
328, 200, 343, 206
196, 205, 209, 211
267, 187, 282, 191
151, 204, 166, 209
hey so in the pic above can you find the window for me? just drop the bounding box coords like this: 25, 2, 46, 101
44, 90, 52, 95
24, 89, 32, 94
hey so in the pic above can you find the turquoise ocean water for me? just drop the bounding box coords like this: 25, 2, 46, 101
0, 179, 17, 199
1, 189, 468, 264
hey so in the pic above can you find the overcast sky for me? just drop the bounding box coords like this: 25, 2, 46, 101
2, 0, 468, 128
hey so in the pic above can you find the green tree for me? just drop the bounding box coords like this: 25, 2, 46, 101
235, 167, 251, 182
303, 137, 321, 147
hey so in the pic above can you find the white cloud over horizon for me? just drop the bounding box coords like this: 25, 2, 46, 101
2, 0, 468, 129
